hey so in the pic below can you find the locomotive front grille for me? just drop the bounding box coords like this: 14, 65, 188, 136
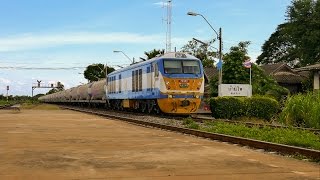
181, 99, 190, 107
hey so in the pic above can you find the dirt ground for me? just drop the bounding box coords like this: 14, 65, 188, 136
0, 107, 319, 180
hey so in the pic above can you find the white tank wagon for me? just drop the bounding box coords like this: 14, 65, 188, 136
90, 79, 106, 101
64, 88, 72, 101
77, 83, 92, 101
70, 86, 79, 101
57, 91, 65, 102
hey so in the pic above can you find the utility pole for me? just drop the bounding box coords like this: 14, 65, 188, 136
218, 27, 223, 85
6, 86, 9, 102
165, 0, 172, 53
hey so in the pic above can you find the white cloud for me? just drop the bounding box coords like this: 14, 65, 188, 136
0, 31, 190, 53
153, 1, 167, 7
0, 32, 167, 52
0, 77, 11, 84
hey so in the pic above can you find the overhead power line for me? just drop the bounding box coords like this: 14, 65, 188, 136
0, 66, 86, 70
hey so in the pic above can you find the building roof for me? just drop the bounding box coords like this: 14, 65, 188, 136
203, 67, 218, 81
260, 63, 287, 75
260, 63, 306, 84
295, 63, 320, 71
273, 71, 305, 84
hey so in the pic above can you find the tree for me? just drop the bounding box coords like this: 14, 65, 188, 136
181, 39, 217, 67
210, 42, 289, 99
257, 0, 320, 67
222, 41, 251, 84
144, 49, 165, 60
46, 81, 65, 95
84, 63, 115, 83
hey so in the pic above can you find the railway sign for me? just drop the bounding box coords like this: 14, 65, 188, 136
218, 84, 252, 97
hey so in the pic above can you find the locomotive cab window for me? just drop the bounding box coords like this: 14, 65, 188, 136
164, 60, 182, 74
164, 60, 200, 74
183, 60, 200, 74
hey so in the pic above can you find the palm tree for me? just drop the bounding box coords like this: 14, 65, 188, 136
144, 49, 165, 60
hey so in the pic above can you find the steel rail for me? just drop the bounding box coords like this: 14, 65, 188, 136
61, 105, 320, 161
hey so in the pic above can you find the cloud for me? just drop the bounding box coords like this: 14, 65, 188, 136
153, 2, 164, 6
0, 77, 11, 84
153, 1, 169, 7
0, 31, 190, 52
0, 32, 167, 52
153, 1, 174, 7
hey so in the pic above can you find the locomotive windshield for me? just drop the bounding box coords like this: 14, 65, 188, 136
164, 60, 200, 74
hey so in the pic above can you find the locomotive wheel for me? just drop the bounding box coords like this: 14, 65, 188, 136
119, 101, 124, 111
140, 101, 147, 113
147, 100, 153, 114
154, 104, 161, 114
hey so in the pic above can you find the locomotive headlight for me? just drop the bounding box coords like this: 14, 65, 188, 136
166, 81, 170, 85
168, 94, 173, 98
195, 95, 200, 98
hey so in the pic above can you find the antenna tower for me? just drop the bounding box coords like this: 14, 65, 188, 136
165, 0, 172, 53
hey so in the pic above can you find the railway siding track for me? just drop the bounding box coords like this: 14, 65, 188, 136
61, 106, 320, 161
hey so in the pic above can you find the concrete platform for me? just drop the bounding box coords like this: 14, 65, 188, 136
0, 109, 319, 179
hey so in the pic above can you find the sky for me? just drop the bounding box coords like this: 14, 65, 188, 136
0, 0, 291, 96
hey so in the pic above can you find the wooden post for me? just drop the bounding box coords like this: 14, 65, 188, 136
314, 71, 319, 92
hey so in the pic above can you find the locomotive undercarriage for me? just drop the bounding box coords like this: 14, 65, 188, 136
108, 99, 161, 114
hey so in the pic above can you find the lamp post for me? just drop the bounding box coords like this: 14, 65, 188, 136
113, 50, 134, 64
187, 11, 223, 85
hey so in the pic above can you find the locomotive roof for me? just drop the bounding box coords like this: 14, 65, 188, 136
108, 52, 199, 76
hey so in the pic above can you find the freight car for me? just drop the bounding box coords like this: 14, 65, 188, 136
39, 52, 204, 114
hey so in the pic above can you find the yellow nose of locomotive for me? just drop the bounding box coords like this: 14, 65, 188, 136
158, 77, 203, 114
157, 97, 202, 114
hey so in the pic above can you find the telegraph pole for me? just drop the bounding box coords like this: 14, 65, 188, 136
6, 86, 9, 102
166, 0, 172, 52
218, 27, 223, 85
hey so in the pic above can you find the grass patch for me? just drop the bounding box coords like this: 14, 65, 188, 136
0, 100, 16, 106
200, 121, 320, 150
183, 117, 200, 129
21, 103, 60, 110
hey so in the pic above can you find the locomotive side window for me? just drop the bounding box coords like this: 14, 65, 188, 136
135, 70, 139, 92
113, 76, 116, 93
154, 63, 159, 77
147, 67, 151, 91
119, 74, 121, 93
139, 69, 142, 91
132, 71, 135, 92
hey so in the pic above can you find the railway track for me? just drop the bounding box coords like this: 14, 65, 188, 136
60, 105, 320, 161
0, 104, 14, 110
190, 115, 320, 135
73, 107, 320, 135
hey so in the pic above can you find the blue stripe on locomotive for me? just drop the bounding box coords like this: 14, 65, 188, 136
106, 57, 204, 100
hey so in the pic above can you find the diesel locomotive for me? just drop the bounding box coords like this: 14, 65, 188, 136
39, 52, 205, 114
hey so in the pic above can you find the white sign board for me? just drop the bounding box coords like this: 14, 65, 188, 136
218, 84, 252, 97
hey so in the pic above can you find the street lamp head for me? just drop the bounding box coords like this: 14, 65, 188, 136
187, 11, 199, 16
113, 50, 120, 53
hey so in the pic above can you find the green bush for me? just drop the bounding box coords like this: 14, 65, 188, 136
279, 92, 320, 129
210, 96, 280, 121
246, 96, 280, 121
182, 117, 200, 129
210, 97, 246, 119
